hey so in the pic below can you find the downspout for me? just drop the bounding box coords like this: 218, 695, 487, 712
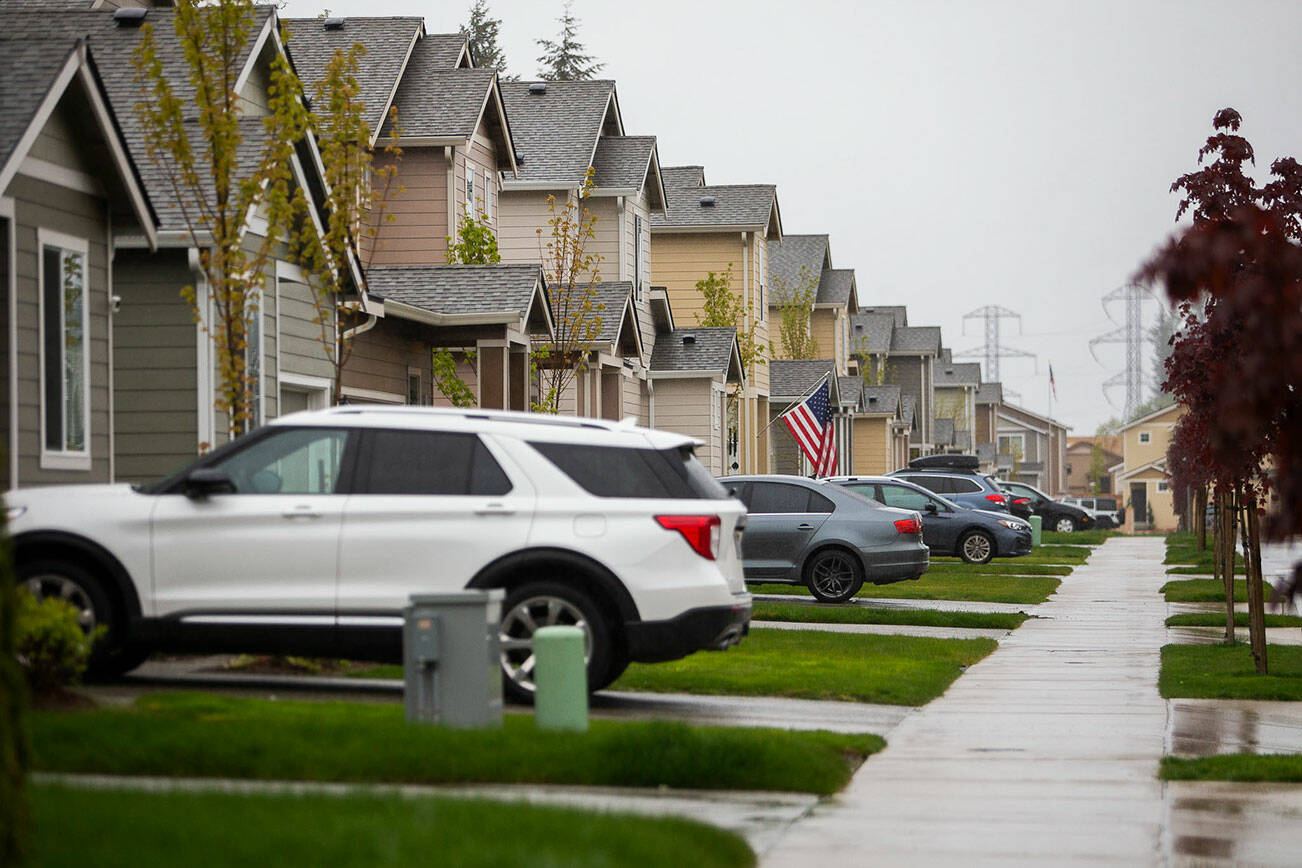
187, 248, 211, 448
106, 203, 114, 482
647, 377, 655, 429
6, 200, 17, 489
446, 145, 456, 248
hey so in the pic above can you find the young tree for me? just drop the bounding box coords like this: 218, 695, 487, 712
535, 1, 604, 81
0, 509, 29, 866
771, 265, 819, 359
695, 267, 761, 461
533, 167, 605, 413
461, 0, 513, 79
133, 0, 309, 439
430, 212, 501, 407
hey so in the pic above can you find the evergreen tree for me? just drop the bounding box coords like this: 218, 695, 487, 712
460, 0, 513, 79
535, 1, 603, 81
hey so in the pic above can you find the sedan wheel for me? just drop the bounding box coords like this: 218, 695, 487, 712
1054, 517, 1077, 533
499, 582, 611, 704
805, 550, 864, 604
959, 531, 995, 565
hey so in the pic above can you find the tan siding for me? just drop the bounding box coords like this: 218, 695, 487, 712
8, 175, 111, 485
628, 194, 655, 357
343, 318, 432, 401
811, 309, 836, 361
465, 133, 499, 224
586, 196, 620, 278
498, 189, 556, 266
851, 416, 891, 475
368, 147, 449, 266
653, 378, 718, 470
650, 232, 744, 331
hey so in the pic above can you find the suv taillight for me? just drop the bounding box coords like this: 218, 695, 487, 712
986, 494, 1007, 505
1012, 497, 1031, 506
655, 515, 721, 560
894, 518, 922, 534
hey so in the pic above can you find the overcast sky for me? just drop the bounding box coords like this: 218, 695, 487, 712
282, 0, 1302, 434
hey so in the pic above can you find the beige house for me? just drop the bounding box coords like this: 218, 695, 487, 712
993, 401, 1069, 495
652, 166, 781, 473
850, 307, 941, 457
647, 326, 745, 474
768, 359, 841, 475
850, 385, 911, 475
933, 354, 981, 452
1065, 435, 1121, 496
1111, 402, 1184, 531
767, 234, 859, 371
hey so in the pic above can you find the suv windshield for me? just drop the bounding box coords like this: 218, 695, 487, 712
530, 442, 727, 499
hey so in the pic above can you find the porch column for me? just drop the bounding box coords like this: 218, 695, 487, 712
478, 342, 507, 410
509, 347, 529, 412
601, 367, 622, 421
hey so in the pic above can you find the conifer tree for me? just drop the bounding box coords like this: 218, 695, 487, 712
535, 1, 603, 81
460, 0, 513, 79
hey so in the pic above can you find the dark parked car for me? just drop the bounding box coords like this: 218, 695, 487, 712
721, 475, 929, 603
998, 481, 1095, 532
828, 476, 1033, 564
886, 454, 1011, 512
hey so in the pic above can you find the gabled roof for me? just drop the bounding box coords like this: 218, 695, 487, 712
591, 135, 665, 211
859, 305, 908, 326
366, 264, 550, 332
661, 165, 704, 189
583, 281, 642, 357
283, 17, 423, 142
850, 312, 896, 354
770, 359, 836, 400
499, 79, 620, 185
860, 385, 902, 416
998, 400, 1068, 432
768, 234, 830, 294
649, 327, 743, 382
422, 33, 472, 69
816, 269, 857, 311
837, 376, 863, 410
891, 325, 942, 355
900, 394, 918, 428
653, 166, 781, 238
935, 362, 982, 388
0, 35, 155, 245
934, 418, 956, 447
976, 382, 1003, 405
1122, 400, 1182, 430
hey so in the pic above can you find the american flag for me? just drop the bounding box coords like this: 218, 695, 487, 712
780, 376, 837, 476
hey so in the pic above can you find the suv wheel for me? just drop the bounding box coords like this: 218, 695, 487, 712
804, 549, 864, 603
1054, 517, 1077, 533
18, 559, 147, 679
499, 582, 613, 705
959, 531, 995, 565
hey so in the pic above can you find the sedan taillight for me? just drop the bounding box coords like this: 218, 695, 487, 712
986, 494, 1007, 505
655, 515, 721, 560
894, 518, 922, 534
1012, 497, 1031, 506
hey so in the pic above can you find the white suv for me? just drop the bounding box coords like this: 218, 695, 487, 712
6, 407, 751, 701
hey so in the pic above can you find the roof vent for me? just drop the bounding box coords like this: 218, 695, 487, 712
322, 16, 345, 30
945, 368, 954, 375
529, 83, 547, 95
682, 334, 697, 345
699, 195, 716, 207
868, 396, 878, 404
854, 323, 863, 331
113, 7, 148, 26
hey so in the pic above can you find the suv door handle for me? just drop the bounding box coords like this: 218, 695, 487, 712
282, 506, 321, 519
475, 503, 515, 516
797, 523, 815, 530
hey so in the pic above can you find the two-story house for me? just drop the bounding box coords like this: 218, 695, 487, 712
1111, 401, 1184, 531
993, 400, 1069, 495
851, 385, 911, 475
933, 353, 981, 453
651, 165, 781, 473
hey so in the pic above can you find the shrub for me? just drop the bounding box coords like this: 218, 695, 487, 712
1, 517, 30, 866
14, 592, 101, 695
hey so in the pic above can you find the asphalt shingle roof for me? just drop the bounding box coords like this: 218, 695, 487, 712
891, 325, 942, 354
653, 174, 778, 230
769, 359, 835, 399
0, 37, 79, 174
366, 264, 542, 316
660, 165, 704, 189
850, 312, 896, 354
283, 17, 423, 135
581, 282, 633, 345
837, 376, 862, 409
816, 269, 856, 308
381, 46, 496, 140
768, 234, 828, 294
649, 327, 738, 375
859, 305, 908, 326
976, 382, 1003, 404
500, 79, 615, 184
901, 394, 918, 425
421, 33, 469, 68
935, 362, 982, 388
591, 135, 654, 190
860, 385, 901, 415
934, 418, 956, 446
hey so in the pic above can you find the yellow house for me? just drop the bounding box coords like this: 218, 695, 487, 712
651, 166, 781, 474
1111, 401, 1186, 532
851, 385, 911, 475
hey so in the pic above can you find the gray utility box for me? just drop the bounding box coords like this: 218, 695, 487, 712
403, 590, 504, 729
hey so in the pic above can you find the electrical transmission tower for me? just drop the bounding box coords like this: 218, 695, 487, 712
955, 305, 1036, 382
1089, 283, 1154, 419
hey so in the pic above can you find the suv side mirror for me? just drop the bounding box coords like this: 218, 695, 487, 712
183, 467, 235, 498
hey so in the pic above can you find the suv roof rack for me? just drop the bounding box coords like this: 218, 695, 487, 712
317, 405, 616, 431
907, 454, 980, 471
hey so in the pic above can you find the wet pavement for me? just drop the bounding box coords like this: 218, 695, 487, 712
752, 620, 1011, 640
1166, 781, 1302, 865
1168, 625, 1302, 646
1168, 698, 1302, 756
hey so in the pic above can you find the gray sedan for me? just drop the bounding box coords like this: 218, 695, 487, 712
721, 475, 930, 603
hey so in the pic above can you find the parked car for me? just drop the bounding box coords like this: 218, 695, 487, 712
886, 454, 1012, 512
7, 407, 752, 703
719, 475, 929, 603
1060, 496, 1122, 529
827, 476, 1033, 564
997, 481, 1096, 532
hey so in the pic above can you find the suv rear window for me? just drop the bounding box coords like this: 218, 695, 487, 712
950, 477, 982, 494
530, 442, 726, 499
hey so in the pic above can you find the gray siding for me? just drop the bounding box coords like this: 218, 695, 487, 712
112, 248, 198, 483
276, 275, 336, 385
1, 215, 10, 489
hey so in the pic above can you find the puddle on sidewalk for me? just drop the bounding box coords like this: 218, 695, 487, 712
1168, 699, 1302, 756
1167, 781, 1302, 866
1168, 626, 1302, 646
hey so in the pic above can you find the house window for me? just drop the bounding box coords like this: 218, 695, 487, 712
39, 232, 90, 467
633, 214, 643, 300
484, 169, 493, 222
1139, 431, 1151, 444
464, 168, 475, 216
997, 433, 1024, 458
407, 368, 424, 405
1157, 480, 1169, 493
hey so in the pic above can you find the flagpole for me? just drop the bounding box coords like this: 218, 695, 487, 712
755, 372, 833, 441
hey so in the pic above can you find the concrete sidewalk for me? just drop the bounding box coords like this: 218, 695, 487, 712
764, 536, 1171, 866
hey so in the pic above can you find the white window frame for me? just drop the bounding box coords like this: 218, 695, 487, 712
633, 213, 644, 302
1139, 431, 1151, 444
483, 168, 493, 222
37, 228, 91, 471
997, 432, 1025, 456
464, 166, 475, 217
407, 365, 425, 406
1156, 480, 1169, 493
246, 283, 265, 429
278, 372, 331, 415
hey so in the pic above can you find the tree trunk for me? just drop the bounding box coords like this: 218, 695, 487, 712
1195, 486, 1208, 551
1217, 490, 1234, 643
1244, 494, 1268, 674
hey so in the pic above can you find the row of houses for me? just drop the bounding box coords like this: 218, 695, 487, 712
0, 0, 1074, 493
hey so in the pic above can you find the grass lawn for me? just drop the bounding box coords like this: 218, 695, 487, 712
1161, 754, 1302, 782
1165, 612, 1302, 628
751, 572, 1059, 605
1160, 644, 1302, 700
29, 785, 755, 868
1042, 529, 1115, 545
1165, 533, 1244, 570
612, 628, 996, 705
752, 600, 1027, 630
1162, 579, 1265, 603
1166, 566, 1215, 576
30, 693, 881, 795
927, 562, 1072, 576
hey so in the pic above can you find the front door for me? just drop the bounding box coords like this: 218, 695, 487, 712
1130, 482, 1148, 529
150, 426, 354, 617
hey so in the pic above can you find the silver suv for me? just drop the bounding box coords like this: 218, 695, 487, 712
7, 407, 751, 702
